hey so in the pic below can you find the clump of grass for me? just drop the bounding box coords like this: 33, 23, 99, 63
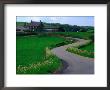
66, 40, 94, 58
67, 47, 94, 58
45, 47, 53, 57
17, 47, 62, 74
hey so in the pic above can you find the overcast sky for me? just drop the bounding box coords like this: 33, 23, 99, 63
16, 16, 94, 26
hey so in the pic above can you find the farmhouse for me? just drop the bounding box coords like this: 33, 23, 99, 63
16, 20, 43, 32
27, 20, 43, 31
16, 20, 59, 32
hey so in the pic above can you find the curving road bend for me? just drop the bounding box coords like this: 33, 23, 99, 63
51, 38, 94, 74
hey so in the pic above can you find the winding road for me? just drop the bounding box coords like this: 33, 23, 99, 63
51, 38, 94, 74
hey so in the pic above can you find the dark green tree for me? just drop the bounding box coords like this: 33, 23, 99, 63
58, 26, 65, 32
36, 21, 44, 32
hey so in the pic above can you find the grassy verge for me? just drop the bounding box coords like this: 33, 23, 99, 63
67, 47, 94, 58
67, 41, 94, 58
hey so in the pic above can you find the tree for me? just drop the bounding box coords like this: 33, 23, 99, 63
58, 26, 65, 32
72, 25, 80, 32
24, 22, 27, 27
61, 24, 72, 32
79, 28, 87, 32
36, 21, 44, 32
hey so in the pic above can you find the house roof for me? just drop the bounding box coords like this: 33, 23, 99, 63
29, 21, 41, 26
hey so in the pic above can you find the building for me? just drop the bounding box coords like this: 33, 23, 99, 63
27, 20, 43, 31
16, 20, 43, 32
16, 20, 59, 32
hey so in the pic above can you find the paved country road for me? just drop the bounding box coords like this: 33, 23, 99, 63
51, 38, 94, 74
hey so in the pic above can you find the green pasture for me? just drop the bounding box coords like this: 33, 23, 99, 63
79, 42, 94, 52
54, 32, 94, 40
16, 36, 65, 74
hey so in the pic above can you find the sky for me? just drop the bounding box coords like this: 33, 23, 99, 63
16, 16, 94, 26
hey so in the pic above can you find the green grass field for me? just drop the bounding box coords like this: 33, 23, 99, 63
16, 36, 65, 74
16, 32, 94, 74
79, 42, 94, 52
54, 32, 93, 40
